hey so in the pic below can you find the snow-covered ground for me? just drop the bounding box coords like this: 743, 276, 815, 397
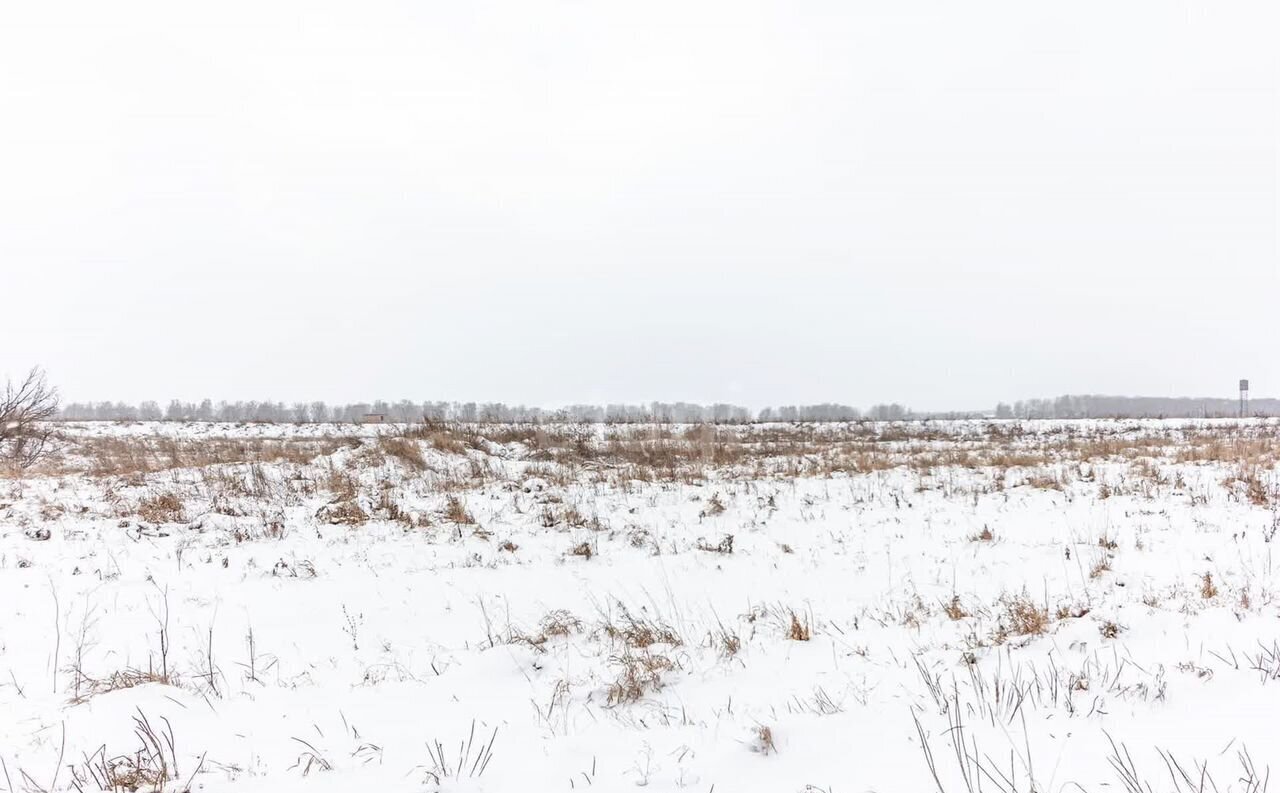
2, 419, 1279, 792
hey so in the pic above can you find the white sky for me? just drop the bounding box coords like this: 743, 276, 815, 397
2, 0, 1276, 410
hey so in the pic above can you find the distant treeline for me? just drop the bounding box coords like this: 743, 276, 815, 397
55, 394, 1272, 423
994, 395, 1277, 419
57, 400, 918, 423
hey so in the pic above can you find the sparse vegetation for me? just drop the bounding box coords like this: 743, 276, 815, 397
1200, 572, 1219, 599
137, 492, 187, 524
787, 611, 812, 641
606, 648, 677, 705
995, 592, 1050, 641
0, 367, 59, 471
7, 416, 1279, 790
444, 495, 475, 525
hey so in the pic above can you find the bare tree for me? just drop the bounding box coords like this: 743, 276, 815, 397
1, 367, 59, 468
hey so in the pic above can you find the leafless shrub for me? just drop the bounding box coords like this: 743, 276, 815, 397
0, 367, 58, 471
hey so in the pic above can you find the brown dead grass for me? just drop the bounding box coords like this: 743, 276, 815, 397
606, 648, 676, 705
1201, 572, 1219, 599
136, 492, 187, 524
600, 606, 682, 649
754, 725, 777, 755
787, 611, 812, 641
994, 592, 1050, 643
68, 667, 175, 705
379, 436, 428, 470
316, 498, 368, 526
443, 495, 475, 525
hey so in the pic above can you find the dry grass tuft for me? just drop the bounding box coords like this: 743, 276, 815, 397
315, 498, 367, 526
708, 621, 742, 658
1200, 572, 1219, 599
444, 495, 475, 525
513, 609, 583, 651
787, 611, 812, 641
753, 725, 777, 755
606, 648, 676, 705
700, 492, 727, 517
136, 492, 186, 524
69, 710, 192, 792
68, 668, 175, 705
995, 592, 1050, 642
379, 436, 427, 470
600, 606, 682, 649
697, 534, 735, 554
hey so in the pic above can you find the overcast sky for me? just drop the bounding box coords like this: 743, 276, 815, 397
2, 1, 1276, 410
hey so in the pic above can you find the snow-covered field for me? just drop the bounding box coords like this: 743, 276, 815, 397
3, 419, 1279, 792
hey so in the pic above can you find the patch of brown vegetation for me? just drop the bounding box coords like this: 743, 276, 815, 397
943, 595, 968, 621
787, 611, 812, 641
68, 668, 175, 705
994, 592, 1050, 643
697, 534, 734, 554
600, 606, 682, 649
606, 648, 677, 705
970, 526, 995, 542
136, 492, 186, 524
379, 436, 428, 470
1200, 572, 1219, 599
316, 498, 367, 526
443, 495, 475, 525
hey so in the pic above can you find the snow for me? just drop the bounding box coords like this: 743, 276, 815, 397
2, 419, 1279, 792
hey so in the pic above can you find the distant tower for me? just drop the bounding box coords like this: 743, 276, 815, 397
1240, 379, 1250, 417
